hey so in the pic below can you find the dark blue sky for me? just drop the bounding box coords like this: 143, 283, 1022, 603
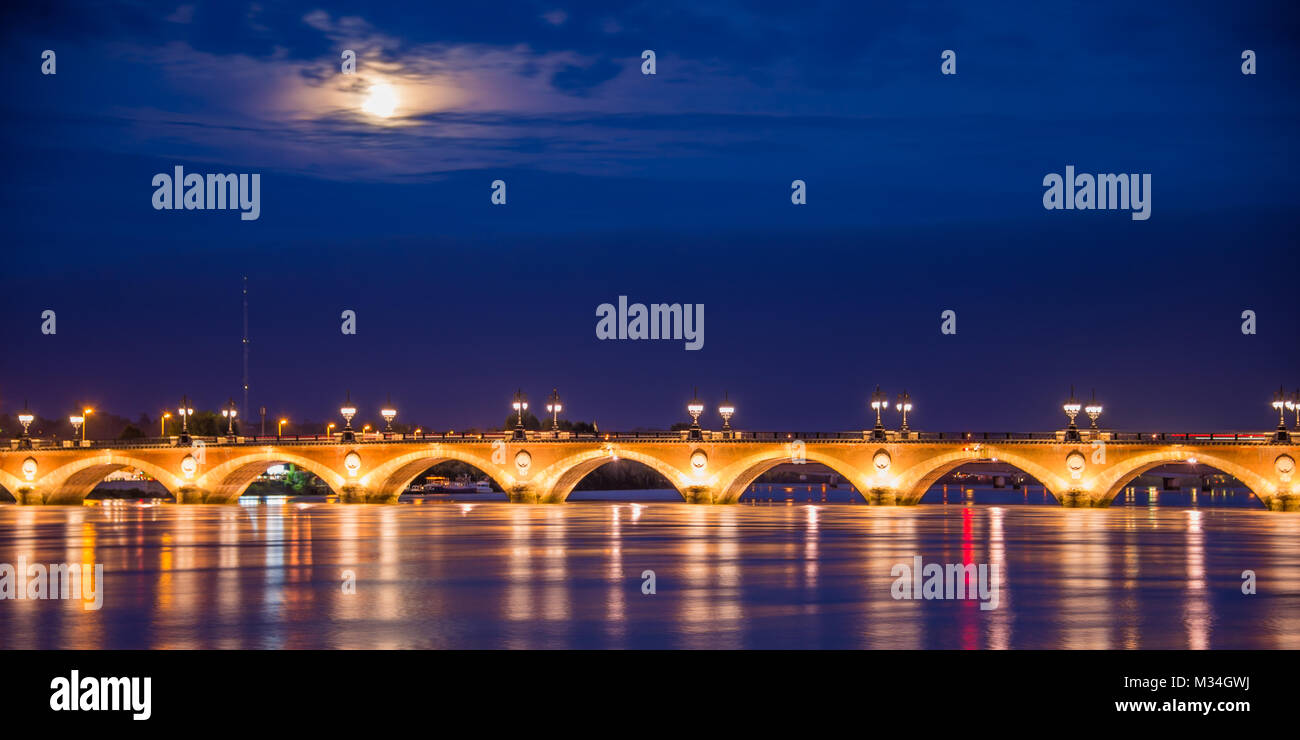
2, 1, 1297, 434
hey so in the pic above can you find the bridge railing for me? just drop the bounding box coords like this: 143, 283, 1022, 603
1, 430, 1283, 449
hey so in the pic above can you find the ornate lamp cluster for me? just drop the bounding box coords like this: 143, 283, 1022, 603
677, 388, 738, 441
1273, 386, 1300, 443
866, 386, 916, 440
1061, 386, 1104, 442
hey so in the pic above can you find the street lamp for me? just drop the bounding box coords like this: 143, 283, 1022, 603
278, 418, 288, 437
69, 414, 84, 443
718, 393, 735, 438
511, 389, 528, 440
1273, 386, 1290, 443
1287, 388, 1300, 431
381, 394, 397, 434
895, 390, 913, 438
177, 396, 194, 444
1085, 389, 1103, 434
81, 407, 93, 442
687, 388, 704, 441
17, 402, 34, 449
221, 398, 238, 439
870, 385, 888, 440
161, 411, 171, 437
327, 422, 336, 438
1062, 386, 1081, 442
546, 388, 563, 433
340, 391, 357, 442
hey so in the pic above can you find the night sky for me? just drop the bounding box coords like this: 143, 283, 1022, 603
2, 1, 1297, 434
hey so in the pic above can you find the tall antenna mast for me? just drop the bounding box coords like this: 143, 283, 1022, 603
242, 276, 249, 416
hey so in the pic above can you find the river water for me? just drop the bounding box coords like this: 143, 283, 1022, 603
1, 493, 1297, 649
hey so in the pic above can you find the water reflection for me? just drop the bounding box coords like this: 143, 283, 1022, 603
0, 502, 1297, 649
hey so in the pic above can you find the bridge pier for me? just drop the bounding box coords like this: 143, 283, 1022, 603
684, 486, 719, 504
1056, 489, 1108, 507
339, 485, 395, 504
175, 486, 215, 504
12, 487, 49, 505
1264, 492, 1300, 511
12, 487, 89, 505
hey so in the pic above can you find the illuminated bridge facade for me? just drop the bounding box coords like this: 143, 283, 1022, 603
1, 430, 1296, 509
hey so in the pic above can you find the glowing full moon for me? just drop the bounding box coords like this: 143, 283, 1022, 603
362, 82, 398, 118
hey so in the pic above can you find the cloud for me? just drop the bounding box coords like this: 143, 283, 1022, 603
166, 4, 195, 24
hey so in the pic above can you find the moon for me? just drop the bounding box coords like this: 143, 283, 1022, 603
362, 81, 398, 118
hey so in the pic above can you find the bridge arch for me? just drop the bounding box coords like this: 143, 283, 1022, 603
197, 451, 347, 504
0, 468, 23, 501
364, 447, 512, 501
539, 448, 688, 502
1090, 450, 1271, 507
893, 447, 1069, 504
715, 449, 871, 504
35, 453, 185, 505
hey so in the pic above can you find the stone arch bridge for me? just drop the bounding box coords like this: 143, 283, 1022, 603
1, 431, 1296, 509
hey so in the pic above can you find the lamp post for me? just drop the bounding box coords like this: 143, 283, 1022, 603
546, 388, 562, 434
221, 398, 238, 440
1287, 388, 1300, 431
278, 418, 288, 438
81, 407, 93, 442
327, 422, 336, 438
69, 414, 84, 444
1085, 389, 1103, 437
381, 395, 397, 436
718, 393, 735, 439
895, 390, 913, 438
1062, 386, 1081, 442
161, 411, 171, 437
177, 397, 194, 445
511, 389, 528, 440
340, 392, 357, 442
870, 385, 888, 441
1273, 386, 1290, 443
687, 388, 704, 441
17, 403, 34, 449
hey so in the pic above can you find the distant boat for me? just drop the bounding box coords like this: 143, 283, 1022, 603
409, 476, 493, 494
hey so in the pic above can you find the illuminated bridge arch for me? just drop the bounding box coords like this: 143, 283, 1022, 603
365, 447, 511, 502
0, 468, 23, 501
36, 453, 185, 505
892, 447, 1070, 505
538, 448, 688, 503
197, 451, 347, 504
715, 449, 872, 504
1090, 449, 1271, 508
